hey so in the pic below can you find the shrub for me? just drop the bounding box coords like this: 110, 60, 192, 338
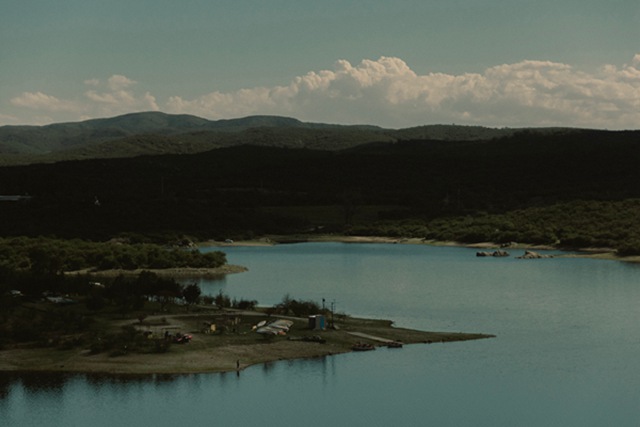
617, 241, 640, 256
214, 290, 231, 308
85, 294, 106, 311
234, 298, 258, 310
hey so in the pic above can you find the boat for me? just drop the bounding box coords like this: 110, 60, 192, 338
352, 342, 375, 351
386, 341, 403, 348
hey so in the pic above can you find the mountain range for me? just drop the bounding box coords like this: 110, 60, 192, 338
1, 112, 640, 250
0, 112, 580, 165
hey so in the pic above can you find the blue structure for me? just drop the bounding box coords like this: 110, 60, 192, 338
308, 315, 326, 330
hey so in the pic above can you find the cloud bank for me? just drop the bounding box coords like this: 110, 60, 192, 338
7, 55, 640, 129
9, 75, 159, 125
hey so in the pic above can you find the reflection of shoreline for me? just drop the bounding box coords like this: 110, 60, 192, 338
65, 264, 248, 278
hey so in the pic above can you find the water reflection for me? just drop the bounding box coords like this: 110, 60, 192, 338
0, 352, 343, 399
84, 372, 180, 387
261, 361, 275, 375
0, 373, 17, 399
18, 372, 71, 394
183, 275, 227, 295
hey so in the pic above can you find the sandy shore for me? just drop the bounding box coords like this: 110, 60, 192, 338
64, 235, 633, 288
205, 234, 633, 263
66, 264, 248, 278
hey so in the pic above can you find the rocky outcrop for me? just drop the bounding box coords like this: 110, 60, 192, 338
516, 250, 553, 259
476, 249, 553, 259
476, 250, 510, 257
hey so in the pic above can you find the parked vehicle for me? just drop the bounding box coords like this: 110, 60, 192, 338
173, 333, 192, 344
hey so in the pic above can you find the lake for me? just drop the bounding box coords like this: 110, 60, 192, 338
2, 243, 640, 426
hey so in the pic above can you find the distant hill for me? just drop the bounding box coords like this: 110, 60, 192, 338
1, 126, 639, 240
0, 112, 381, 160
0, 112, 586, 165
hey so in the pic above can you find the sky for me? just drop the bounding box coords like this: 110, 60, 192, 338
1, 0, 639, 129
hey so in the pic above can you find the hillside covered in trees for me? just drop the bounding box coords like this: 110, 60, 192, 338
0, 114, 639, 254
0, 112, 567, 165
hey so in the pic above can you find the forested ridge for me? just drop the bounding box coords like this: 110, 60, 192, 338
0, 127, 639, 252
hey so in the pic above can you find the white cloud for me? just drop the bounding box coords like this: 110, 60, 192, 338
0, 112, 20, 125
4, 75, 158, 125
107, 75, 136, 91
142, 92, 159, 110
5, 56, 640, 129
10, 91, 81, 113
164, 55, 640, 129
84, 75, 157, 113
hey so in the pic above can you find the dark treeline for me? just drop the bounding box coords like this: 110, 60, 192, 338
351, 199, 640, 253
0, 270, 198, 351
0, 237, 226, 274
0, 237, 227, 316
0, 129, 639, 250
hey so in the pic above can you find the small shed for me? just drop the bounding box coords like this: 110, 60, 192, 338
308, 314, 326, 331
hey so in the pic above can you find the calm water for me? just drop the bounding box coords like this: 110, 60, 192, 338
2, 243, 640, 426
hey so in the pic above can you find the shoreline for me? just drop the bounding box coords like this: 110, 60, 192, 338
0, 311, 494, 375
66, 236, 637, 282
65, 264, 248, 278
203, 234, 635, 263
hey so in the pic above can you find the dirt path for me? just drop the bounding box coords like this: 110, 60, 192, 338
347, 331, 394, 343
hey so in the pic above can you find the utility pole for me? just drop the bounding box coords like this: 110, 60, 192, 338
330, 300, 336, 328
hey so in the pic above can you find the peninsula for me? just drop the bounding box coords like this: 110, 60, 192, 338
0, 306, 492, 375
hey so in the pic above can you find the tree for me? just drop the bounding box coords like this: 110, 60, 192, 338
214, 290, 231, 309
182, 283, 202, 310
29, 246, 63, 276
107, 275, 136, 316
85, 293, 106, 311
276, 293, 293, 315
341, 188, 363, 226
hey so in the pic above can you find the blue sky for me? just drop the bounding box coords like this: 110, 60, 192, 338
1, 0, 639, 128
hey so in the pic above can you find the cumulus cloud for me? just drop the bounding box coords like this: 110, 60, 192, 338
0, 113, 21, 125
6, 75, 158, 125
164, 55, 640, 129
5, 56, 640, 128
10, 91, 81, 113
107, 74, 136, 91
84, 76, 158, 113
